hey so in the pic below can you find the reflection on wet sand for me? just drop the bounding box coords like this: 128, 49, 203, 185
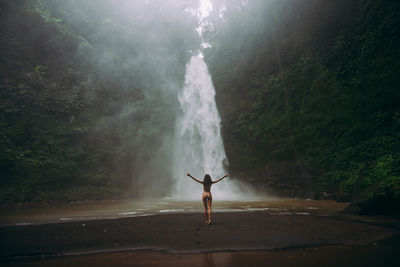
6, 236, 399, 267
1, 198, 399, 267
203, 253, 215, 266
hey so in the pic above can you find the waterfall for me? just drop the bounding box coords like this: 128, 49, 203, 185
173, 52, 240, 200
172, 0, 246, 200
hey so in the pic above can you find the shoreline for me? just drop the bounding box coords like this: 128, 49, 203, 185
3, 235, 400, 267
3, 233, 399, 259
1, 211, 398, 260
0, 198, 350, 227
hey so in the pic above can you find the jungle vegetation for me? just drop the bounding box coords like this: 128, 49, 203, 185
0, 0, 399, 214
205, 0, 400, 212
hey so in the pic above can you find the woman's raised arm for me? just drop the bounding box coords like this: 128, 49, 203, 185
187, 173, 203, 184
213, 174, 229, 184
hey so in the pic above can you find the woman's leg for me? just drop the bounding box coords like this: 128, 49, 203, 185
207, 197, 212, 224
202, 196, 208, 224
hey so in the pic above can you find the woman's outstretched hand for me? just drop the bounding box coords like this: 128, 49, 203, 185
187, 173, 203, 184
213, 174, 229, 184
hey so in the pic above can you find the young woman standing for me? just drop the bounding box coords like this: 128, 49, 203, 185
186, 173, 229, 225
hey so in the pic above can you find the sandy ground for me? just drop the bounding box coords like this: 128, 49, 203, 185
0, 199, 350, 226
4, 237, 399, 267
0, 211, 398, 264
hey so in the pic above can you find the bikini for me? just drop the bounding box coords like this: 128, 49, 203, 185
202, 184, 212, 200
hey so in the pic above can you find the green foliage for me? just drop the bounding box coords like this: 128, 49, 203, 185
206, 0, 400, 202
29, 0, 69, 34
0, 1, 123, 202
368, 155, 400, 198
0, 0, 197, 202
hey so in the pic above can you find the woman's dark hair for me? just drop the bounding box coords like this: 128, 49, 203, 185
203, 174, 212, 186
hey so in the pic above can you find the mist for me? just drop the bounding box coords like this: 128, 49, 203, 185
8, 0, 262, 200
2, 1, 399, 263
0, 0, 297, 202
5, 0, 387, 202
65, 0, 201, 198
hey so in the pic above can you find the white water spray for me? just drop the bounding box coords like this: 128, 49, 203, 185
173, 52, 237, 200
172, 0, 247, 200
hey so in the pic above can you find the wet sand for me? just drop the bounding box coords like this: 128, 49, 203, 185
0, 199, 349, 226
1, 211, 398, 263
1, 199, 399, 266
5, 236, 400, 267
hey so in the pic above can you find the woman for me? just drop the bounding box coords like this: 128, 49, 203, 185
186, 173, 229, 225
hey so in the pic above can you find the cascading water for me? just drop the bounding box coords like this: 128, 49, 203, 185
173, 53, 235, 200
172, 0, 241, 200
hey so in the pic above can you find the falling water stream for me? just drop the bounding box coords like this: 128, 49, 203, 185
172, 52, 235, 199
172, 0, 250, 200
